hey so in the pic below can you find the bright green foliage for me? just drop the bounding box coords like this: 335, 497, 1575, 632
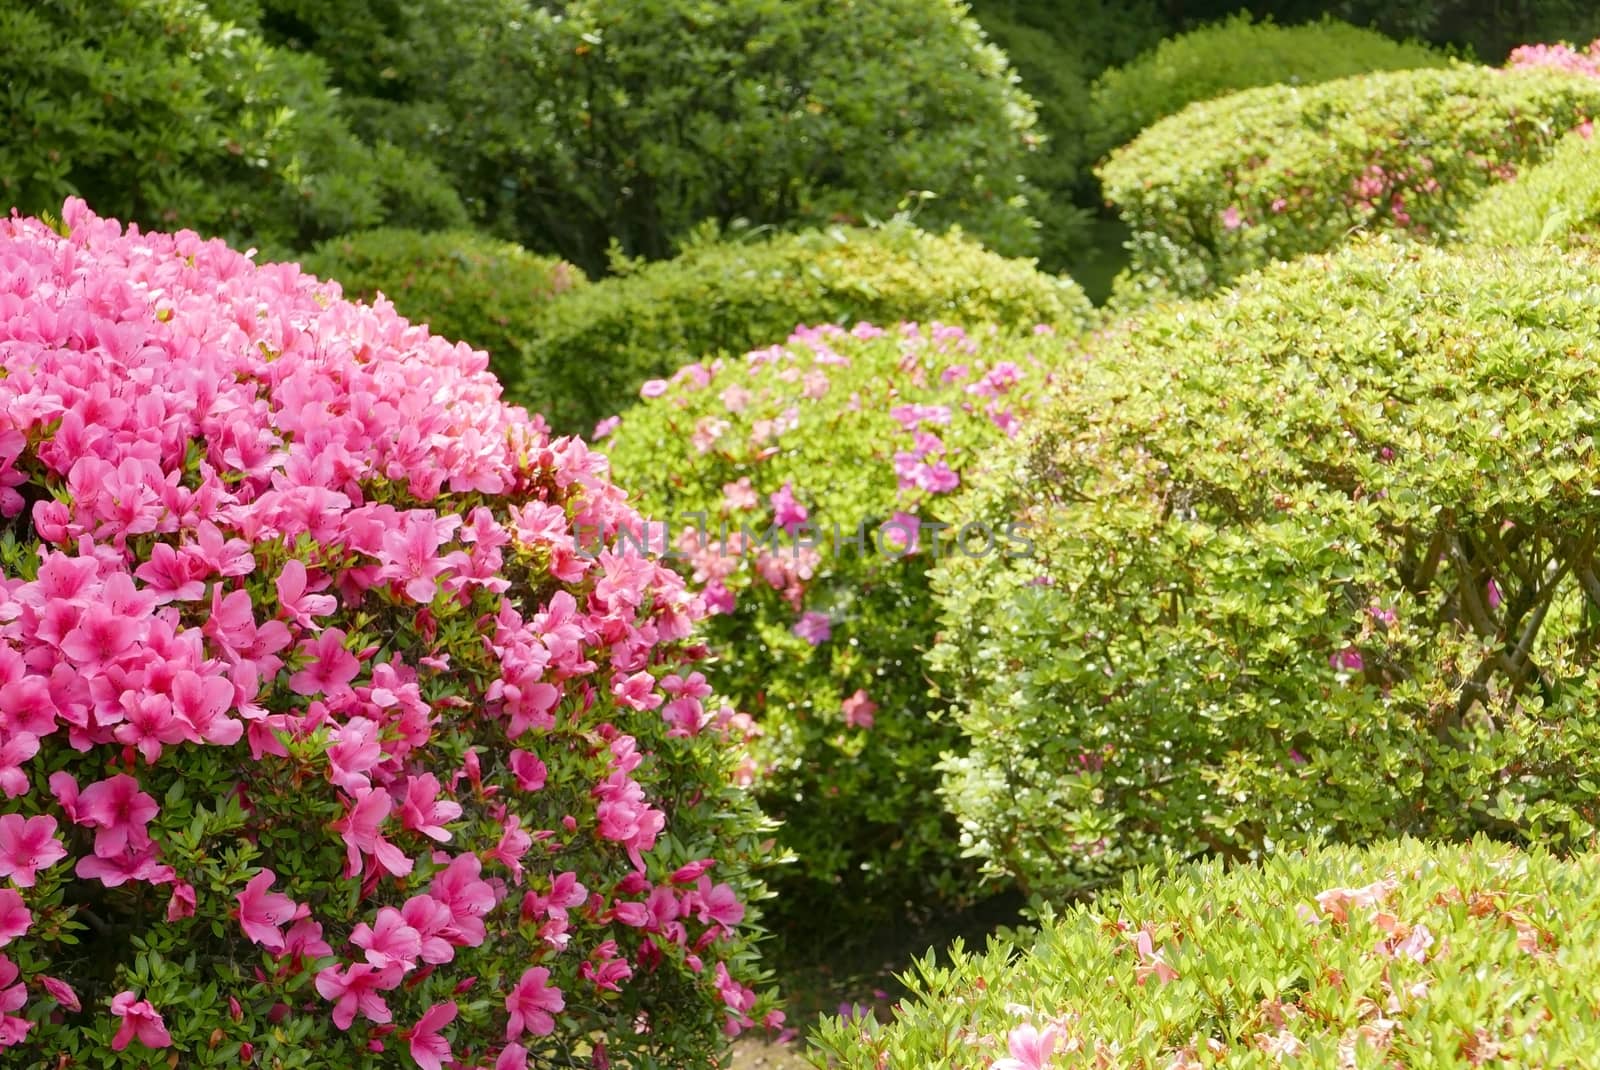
516, 223, 1093, 435
0, 0, 466, 251
810, 837, 1600, 1067
343, 0, 1045, 275
1088, 15, 1448, 164
1098, 65, 1600, 299
1461, 127, 1600, 247
933, 241, 1600, 900
603, 321, 1072, 938
303, 228, 585, 390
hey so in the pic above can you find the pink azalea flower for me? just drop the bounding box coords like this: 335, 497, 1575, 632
315, 962, 402, 1029
791, 611, 831, 645
332, 787, 414, 879
993, 1023, 1064, 1070
1329, 646, 1365, 673
109, 991, 172, 1051
399, 773, 462, 842
0, 890, 30, 946
40, 974, 80, 1012
408, 1001, 458, 1070
289, 628, 361, 697
236, 869, 300, 952
505, 966, 564, 1041
0, 734, 38, 798
592, 415, 621, 440
0, 954, 27, 1047
639, 379, 669, 399
841, 690, 877, 730
0, 813, 66, 887
722, 477, 758, 511
508, 750, 548, 792
1221, 205, 1243, 230
769, 482, 808, 533
77, 774, 158, 858
275, 559, 337, 629
166, 881, 196, 921
352, 907, 424, 971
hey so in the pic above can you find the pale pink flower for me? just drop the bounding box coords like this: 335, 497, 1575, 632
0, 814, 66, 887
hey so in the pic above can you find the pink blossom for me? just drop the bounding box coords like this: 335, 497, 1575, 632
722, 478, 758, 511
407, 1001, 457, 1070
109, 991, 172, 1051
77, 774, 158, 858
0, 814, 66, 887
166, 881, 197, 921
0, 954, 26, 1047
639, 379, 670, 399
792, 611, 831, 645
592, 415, 622, 440
993, 1023, 1064, 1070
289, 628, 362, 697
1221, 205, 1243, 230
841, 690, 877, 730
332, 787, 414, 879
315, 962, 401, 1029
505, 966, 564, 1041
769, 483, 808, 533
236, 868, 301, 952
399, 773, 462, 842
509, 750, 548, 792
0, 890, 29, 946
40, 975, 79, 1012
1329, 646, 1364, 673
276, 559, 337, 629
352, 907, 424, 971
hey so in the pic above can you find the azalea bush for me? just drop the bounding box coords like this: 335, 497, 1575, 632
0, 0, 465, 252
1461, 125, 1600, 247
1087, 15, 1447, 164
810, 837, 1600, 1067
303, 228, 585, 389
933, 240, 1600, 900
518, 222, 1094, 435
603, 321, 1074, 938
1508, 36, 1600, 77
1098, 65, 1600, 300
0, 201, 779, 1068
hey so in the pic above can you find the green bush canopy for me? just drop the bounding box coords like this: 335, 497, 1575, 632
1460, 126, 1600, 249
515, 223, 1093, 435
934, 240, 1600, 900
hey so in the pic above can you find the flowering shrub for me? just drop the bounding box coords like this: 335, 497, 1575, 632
0, 0, 466, 253
303, 229, 586, 398
1098, 65, 1600, 301
1461, 124, 1600, 246
810, 837, 1600, 1067
1508, 36, 1600, 77
602, 321, 1073, 935
1087, 15, 1447, 163
933, 240, 1600, 899
518, 222, 1093, 435
0, 201, 779, 1067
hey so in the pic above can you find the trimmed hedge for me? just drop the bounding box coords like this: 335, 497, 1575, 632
932, 240, 1600, 901
1460, 126, 1600, 247
811, 837, 1600, 1067
0, 0, 465, 252
1098, 65, 1600, 299
302, 229, 584, 391
1087, 15, 1448, 164
516, 223, 1094, 435
603, 321, 1072, 938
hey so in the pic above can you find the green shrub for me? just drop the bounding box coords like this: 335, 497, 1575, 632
303, 228, 585, 388
933, 240, 1600, 901
603, 320, 1076, 940
324, 0, 1044, 275
811, 837, 1600, 1067
1098, 65, 1600, 299
0, 0, 466, 251
516, 223, 1094, 435
1088, 15, 1448, 164
1461, 126, 1600, 247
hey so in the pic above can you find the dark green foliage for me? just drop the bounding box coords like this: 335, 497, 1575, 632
813, 837, 1600, 1067
302, 228, 585, 387
515, 222, 1093, 434
934, 240, 1600, 900
0, 0, 465, 251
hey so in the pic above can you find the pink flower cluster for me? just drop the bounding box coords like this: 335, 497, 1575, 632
1508, 38, 1600, 79
0, 202, 767, 1061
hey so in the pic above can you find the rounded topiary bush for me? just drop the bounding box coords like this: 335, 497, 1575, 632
933, 240, 1600, 900
1087, 15, 1447, 164
303, 229, 585, 397
0, 0, 466, 252
602, 320, 1072, 936
811, 837, 1600, 1067
0, 201, 779, 1068
1098, 65, 1600, 299
516, 223, 1094, 435
1460, 126, 1600, 247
